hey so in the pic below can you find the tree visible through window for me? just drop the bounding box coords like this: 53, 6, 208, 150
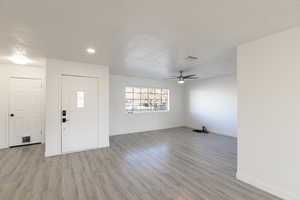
125, 87, 169, 113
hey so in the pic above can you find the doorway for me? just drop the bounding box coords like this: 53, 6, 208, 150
9, 77, 43, 147
61, 75, 99, 153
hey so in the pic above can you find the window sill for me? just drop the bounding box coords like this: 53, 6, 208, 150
127, 110, 170, 114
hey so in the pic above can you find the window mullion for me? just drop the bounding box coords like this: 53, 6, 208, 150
125, 87, 169, 113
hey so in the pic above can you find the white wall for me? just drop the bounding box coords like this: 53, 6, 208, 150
237, 27, 300, 200
0, 64, 46, 149
45, 59, 109, 157
110, 75, 184, 135
184, 75, 237, 137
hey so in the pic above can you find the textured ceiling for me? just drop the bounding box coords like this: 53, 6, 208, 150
0, 0, 300, 79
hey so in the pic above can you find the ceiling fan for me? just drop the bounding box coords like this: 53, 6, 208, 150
167, 70, 199, 84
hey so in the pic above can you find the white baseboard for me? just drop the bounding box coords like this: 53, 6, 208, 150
45, 145, 110, 157
236, 171, 299, 200
109, 126, 185, 136
184, 125, 237, 138
45, 151, 60, 157
0, 145, 8, 150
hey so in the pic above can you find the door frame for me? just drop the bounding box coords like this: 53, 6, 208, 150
60, 74, 100, 154
8, 77, 44, 147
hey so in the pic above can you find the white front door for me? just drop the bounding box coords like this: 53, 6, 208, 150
9, 78, 43, 146
61, 75, 99, 153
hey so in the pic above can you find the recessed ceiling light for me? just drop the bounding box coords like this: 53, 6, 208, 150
86, 48, 96, 54
8, 55, 31, 65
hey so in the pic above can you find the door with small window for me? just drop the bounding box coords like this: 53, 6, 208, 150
61, 75, 98, 153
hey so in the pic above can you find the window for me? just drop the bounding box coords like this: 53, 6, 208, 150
125, 87, 169, 113
76, 91, 85, 108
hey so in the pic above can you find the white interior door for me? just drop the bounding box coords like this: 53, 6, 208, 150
9, 78, 42, 146
61, 75, 98, 153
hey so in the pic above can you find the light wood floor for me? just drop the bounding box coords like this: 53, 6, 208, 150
0, 127, 281, 200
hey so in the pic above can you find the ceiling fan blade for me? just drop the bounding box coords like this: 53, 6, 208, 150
183, 74, 197, 79
166, 77, 178, 80
185, 77, 199, 79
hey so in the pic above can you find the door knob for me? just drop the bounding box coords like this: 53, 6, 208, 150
10, 114, 14, 117
62, 118, 70, 123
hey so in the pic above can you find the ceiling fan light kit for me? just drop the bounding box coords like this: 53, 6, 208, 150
177, 78, 185, 84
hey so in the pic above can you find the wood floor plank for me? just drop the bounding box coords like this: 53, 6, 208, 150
0, 127, 282, 200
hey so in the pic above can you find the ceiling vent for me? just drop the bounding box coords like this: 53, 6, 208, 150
185, 56, 198, 60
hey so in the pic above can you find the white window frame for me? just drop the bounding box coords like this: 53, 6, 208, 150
125, 86, 170, 113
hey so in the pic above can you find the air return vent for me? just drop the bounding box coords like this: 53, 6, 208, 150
22, 136, 31, 143
185, 56, 198, 60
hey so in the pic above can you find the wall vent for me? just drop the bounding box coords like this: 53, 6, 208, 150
22, 136, 31, 143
